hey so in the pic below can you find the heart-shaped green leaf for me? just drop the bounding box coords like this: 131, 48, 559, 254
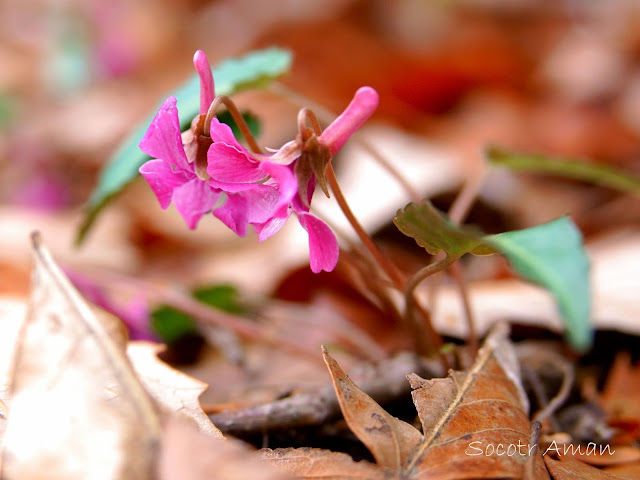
393, 201, 493, 260
76, 47, 292, 244
395, 201, 591, 351
486, 217, 591, 351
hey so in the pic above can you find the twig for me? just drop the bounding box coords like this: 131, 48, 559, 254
208, 352, 443, 435
518, 344, 575, 427
80, 270, 322, 363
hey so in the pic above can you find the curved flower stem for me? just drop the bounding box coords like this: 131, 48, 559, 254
204, 95, 262, 154
444, 166, 487, 356
404, 255, 457, 348
449, 262, 477, 354
269, 82, 421, 202
324, 164, 406, 290
298, 106, 443, 355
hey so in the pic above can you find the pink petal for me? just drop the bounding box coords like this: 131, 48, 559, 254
207, 143, 266, 184
319, 86, 379, 155
139, 159, 189, 209
244, 184, 282, 223
193, 50, 215, 115
173, 178, 221, 229
213, 194, 249, 237
260, 161, 298, 216
254, 215, 289, 242
208, 179, 260, 193
214, 185, 281, 236
208, 117, 241, 146
297, 212, 339, 273
139, 97, 191, 171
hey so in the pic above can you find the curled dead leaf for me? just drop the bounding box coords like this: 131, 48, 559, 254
1, 233, 161, 480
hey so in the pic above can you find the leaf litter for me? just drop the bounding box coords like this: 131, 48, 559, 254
261, 324, 549, 479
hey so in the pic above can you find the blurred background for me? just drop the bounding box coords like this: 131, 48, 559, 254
2, 0, 640, 343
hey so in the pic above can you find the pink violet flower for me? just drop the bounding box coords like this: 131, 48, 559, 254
207, 87, 380, 273
139, 95, 221, 229
139, 50, 221, 229
139, 48, 379, 274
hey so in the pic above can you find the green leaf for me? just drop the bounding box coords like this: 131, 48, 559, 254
487, 146, 640, 196
394, 200, 592, 352
487, 217, 592, 352
0, 94, 17, 130
151, 283, 247, 344
192, 284, 247, 315
393, 201, 492, 260
151, 306, 198, 345
76, 47, 292, 244
215, 110, 261, 141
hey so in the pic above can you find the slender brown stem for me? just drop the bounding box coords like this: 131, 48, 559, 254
448, 167, 487, 224
204, 95, 262, 154
442, 166, 487, 354
82, 270, 320, 363
299, 106, 442, 355
449, 262, 478, 356
404, 255, 457, 351
325, 164, 406, 290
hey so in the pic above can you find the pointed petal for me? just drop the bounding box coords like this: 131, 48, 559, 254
319, 86, 379, 155
213, 194, 249, 237
207, 143, 266, 184
254, 215, 289, 242
297, 213, 339, 273
208, 117, 241, 146
258, 138, 302, 165
172, 178, 221, 229
244, 184, 281, 224
139, 159, 188, 209
139, 97, 191, 171
193, 50, 215, 115
260, 161, 298, 216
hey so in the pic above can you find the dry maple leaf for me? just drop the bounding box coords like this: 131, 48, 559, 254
263, 324, 550, 480
1, 234, 161, 479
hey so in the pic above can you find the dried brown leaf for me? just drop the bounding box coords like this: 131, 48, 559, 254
321, 324, 549, 480
127, 341, 222, 437
1, 234, 161, 480
260, 447, 385, 480
159, 418, 289, 480
545, 455, 627, 480
322, 346, 423, 472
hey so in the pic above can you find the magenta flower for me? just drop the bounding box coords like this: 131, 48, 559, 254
139, 96, 221, 229
139, 48, 379, 274
139, 51, 220, 229
207, 87, 380, 273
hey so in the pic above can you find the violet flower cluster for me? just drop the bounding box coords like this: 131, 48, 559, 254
139, 50, 378, 273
